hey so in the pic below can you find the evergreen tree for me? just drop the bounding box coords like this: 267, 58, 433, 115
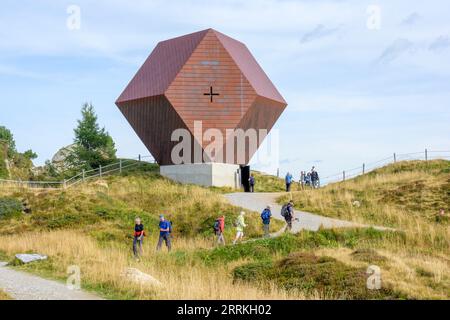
0, 126, 16, 157
69, 103, 117, 170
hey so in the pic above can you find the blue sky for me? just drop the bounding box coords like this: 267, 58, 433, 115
1, 0, 449, 180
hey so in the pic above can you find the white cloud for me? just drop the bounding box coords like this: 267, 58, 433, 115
429, 35, 450, 52
400, 12, 421, 26
376, 38, 415, 64
300, 24, 344, 44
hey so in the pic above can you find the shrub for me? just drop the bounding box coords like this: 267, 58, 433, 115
0, 198, 22, 219
233, 252, 405, 299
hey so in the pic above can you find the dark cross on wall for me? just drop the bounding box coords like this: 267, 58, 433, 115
203, 86, 220, 102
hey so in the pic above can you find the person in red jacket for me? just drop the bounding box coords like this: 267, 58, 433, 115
133, 217, 145, 260
214, 215, 226, 245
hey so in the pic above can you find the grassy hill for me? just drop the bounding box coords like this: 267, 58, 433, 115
0, 164, 288, 299
0, 160, 448, 299
278, 160, 449, 299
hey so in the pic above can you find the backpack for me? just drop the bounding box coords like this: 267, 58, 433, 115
261, 209, 270, 221
213, 219, 220, 232
281, 204, 290, 218
168, 221, 173, 234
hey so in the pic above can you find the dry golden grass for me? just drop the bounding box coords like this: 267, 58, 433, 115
315, 247, 449, 299
279, 160, 450, 299
0, 230, 305, 300
1, 161, 447, 299
0, 289, 11, 300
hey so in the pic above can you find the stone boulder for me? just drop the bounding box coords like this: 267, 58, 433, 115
15, 253, 47, 264
122, 268, 162, 287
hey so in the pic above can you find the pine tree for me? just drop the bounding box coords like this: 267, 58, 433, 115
69, 103, 117, 170
0, 126, 16, 157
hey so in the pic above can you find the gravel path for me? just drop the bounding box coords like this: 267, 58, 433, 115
0, 262, 103, 300
224, 192, 390, 233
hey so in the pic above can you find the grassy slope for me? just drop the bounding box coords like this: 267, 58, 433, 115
276, 160, 450, 299
0, 164, 287, 300
0, 164, 283, 239
0, 161, 448, 299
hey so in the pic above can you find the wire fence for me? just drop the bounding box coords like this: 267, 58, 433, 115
0, 155, 156, 191
320, 149, 450, 185
1, 149, 449, 190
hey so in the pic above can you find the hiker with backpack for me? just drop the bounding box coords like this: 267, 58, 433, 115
285, 172, 293, 192
133, 217, 145, 260
248, 174, 255, 193
311, 166, 320, 189
305, 172, 312, 188
213, 215, 226, 245
261, 205, 272, 238
281, 200, 295, 232
233, 211, 247, 245
156, 214, 172, 252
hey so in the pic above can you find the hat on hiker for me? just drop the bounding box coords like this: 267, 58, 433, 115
159, 214, 164, 219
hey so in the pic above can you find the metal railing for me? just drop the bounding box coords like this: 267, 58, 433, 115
0, 155, 156, 190
320, 149, 450, 185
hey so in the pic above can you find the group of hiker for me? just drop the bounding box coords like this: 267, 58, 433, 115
132, 168, 309, 259
247, 167, 320, 193
132, 201, 297, 259
286, 166, 320, 191
213, 201, 295, 246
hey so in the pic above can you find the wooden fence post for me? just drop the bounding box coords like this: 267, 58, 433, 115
393, 153, 396, 163
343, 171, 346, 181
425, 148, 428, 161
82, 169, 85, 182
119, 159, 122, 174
63, 179, 67, 189
99, 165, 102, 177
362, 163, 365, 175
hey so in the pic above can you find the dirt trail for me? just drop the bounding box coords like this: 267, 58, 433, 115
224, 192, 391, 233
0, 262, 103, 300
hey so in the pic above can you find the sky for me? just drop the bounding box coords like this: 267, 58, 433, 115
1, 0, 449, 181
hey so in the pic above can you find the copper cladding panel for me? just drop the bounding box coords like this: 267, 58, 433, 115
115, 28, 287, 165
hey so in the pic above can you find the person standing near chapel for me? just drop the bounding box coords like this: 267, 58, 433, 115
285, 172, 293, 192
300, 171, 305, 190
157, 214, 172, 252
248, 174, 255, 193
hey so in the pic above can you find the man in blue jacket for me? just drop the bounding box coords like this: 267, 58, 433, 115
261, 205, 272, 238
285, 172, 293, 192
157, 214, 172, 252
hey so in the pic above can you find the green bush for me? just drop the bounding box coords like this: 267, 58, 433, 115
0, 198, 22, 219
196, 228, 403, 266
233, 252, 405, 299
